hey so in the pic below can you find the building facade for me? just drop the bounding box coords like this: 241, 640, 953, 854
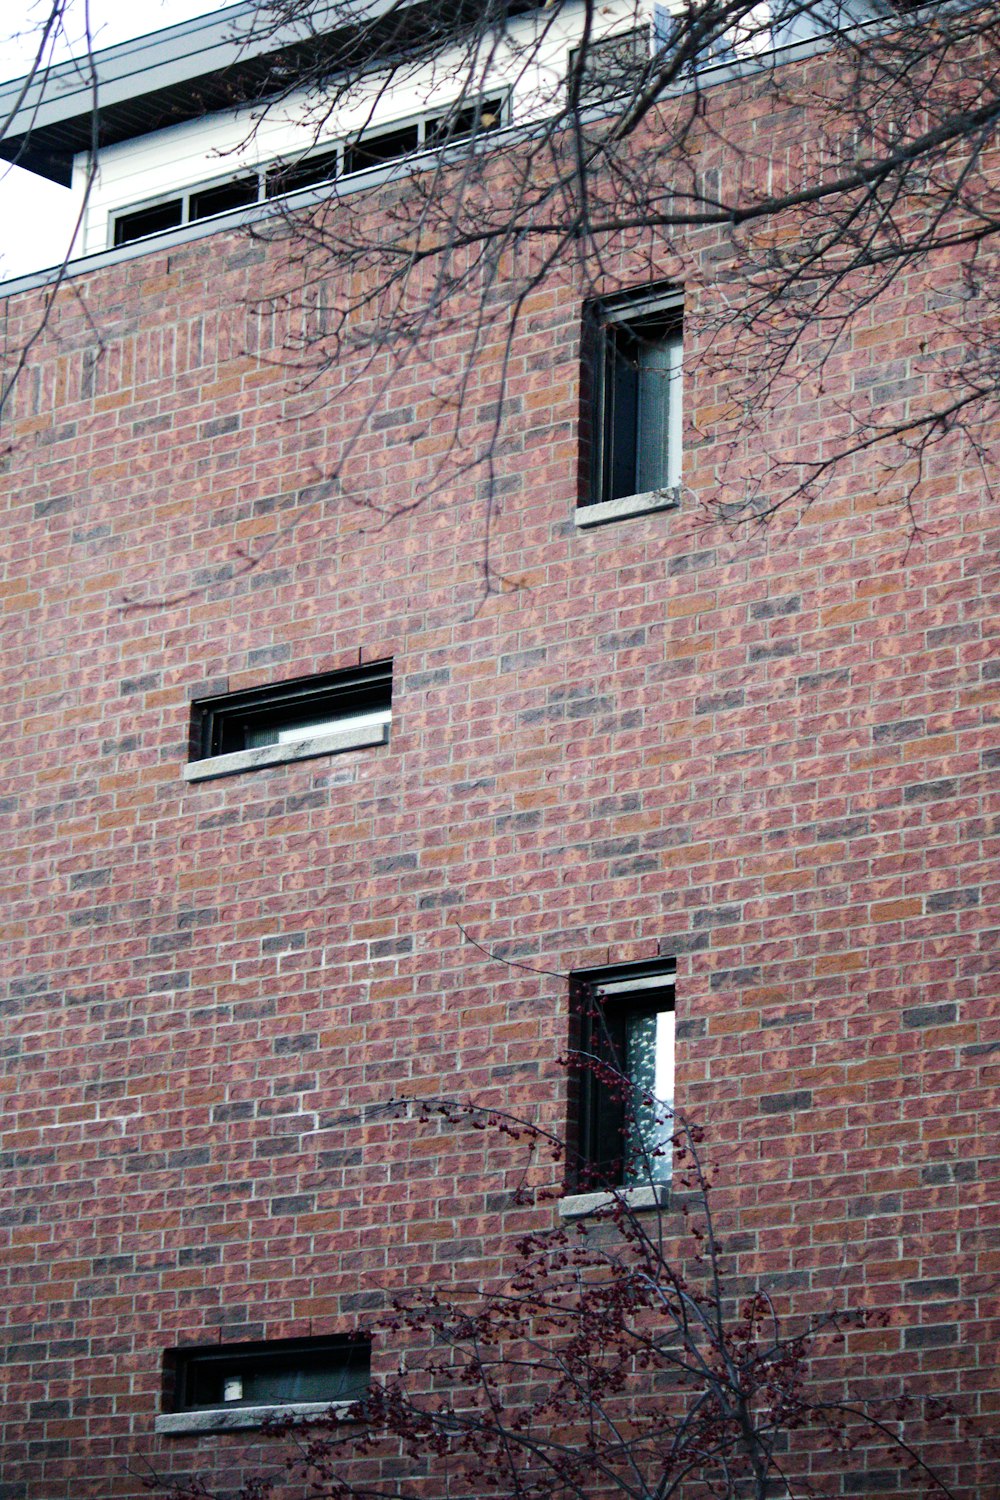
1, 3, 998, 1496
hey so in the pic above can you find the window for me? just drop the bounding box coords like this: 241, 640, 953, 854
571, 960, 675, 1192
185, 660, 392, 782
113, 198, 183, 245
580, 288, 683, 525
329, 97, 505, 178
266, 146, 341, 198
110, 97, 506, 248
568, 29, 649, 107
568, 11, 770, 113
344, 122, 421, 176
189, 174, 260, 220
424, 97, 503, 147
652, 3, 767, 68
157, 1335, 369, 1434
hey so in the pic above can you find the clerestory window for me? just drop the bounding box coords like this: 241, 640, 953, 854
111, 97, 506, 248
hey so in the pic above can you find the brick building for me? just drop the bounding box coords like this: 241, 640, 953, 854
0, 2, 997, 1496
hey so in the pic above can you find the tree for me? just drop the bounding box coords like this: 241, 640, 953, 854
221, 0, 1000, 535
4, 2, 998, 530
143, 1079, 994, 1500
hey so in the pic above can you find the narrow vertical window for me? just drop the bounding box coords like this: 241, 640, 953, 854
579, 289, 683, 526
571, 960, 676, 1189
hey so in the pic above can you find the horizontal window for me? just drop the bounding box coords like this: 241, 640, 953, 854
424, 97, 504, 146
157, 1335, 370, 1433
189, 174, 260, 221
266, 146, 341, 198
185, 661, 392, 782
113, 198, 183, 246
572, 6, 852, 111
110, 96, 506, 248
344, 122, 421, 176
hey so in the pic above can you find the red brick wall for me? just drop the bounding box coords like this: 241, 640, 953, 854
1, 100, 998, 1497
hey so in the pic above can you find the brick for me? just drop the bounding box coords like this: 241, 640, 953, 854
903, 1323, 959, 1350
871, 898, 923, 923
1, 44, 998, 1499
694, 689, 745, 715
903, 778, 959, 803
902, 1003, 958, 1029
750, 594, 801, 619
760, 1091, 813, 1114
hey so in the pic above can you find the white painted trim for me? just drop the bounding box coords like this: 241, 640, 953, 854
593, 972, 676, 998
155, 1398, 357, 1434
183, 722, 388, 782
558, 1183, 670, 1219
574, 489, 680, 528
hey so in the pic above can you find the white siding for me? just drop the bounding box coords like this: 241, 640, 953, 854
76, 0, 665, 254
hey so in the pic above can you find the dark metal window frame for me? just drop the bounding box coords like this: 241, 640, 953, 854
583, 285, 683, 509
190, 660, 392, 762
111, 93, 508, 248
164, 1334, 370, 1414
570, 958, 676, 1190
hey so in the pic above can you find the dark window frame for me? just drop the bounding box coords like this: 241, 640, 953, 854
190, 660, 392, 763
188, 173, 261, 221
113, 197, 184, 245
570, 958, 676, 1191
265, 145, 342, 198
164, 1334, 370, 1414
110, 94, 508, 248
582, 285, 683, 510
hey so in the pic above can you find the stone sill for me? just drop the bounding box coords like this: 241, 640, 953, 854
156, 1399, 356, 1435
558, 1183, 670, 1220
574, 489, 680, 528
184, 723, 388, 782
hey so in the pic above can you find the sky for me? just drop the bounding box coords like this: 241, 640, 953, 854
0, 0, 243, 278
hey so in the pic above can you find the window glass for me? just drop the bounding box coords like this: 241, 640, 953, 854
171, 1337, 370, 1412
424, 98, 504, 145
113, 199, 183, 246
246, 705, 392, 749
266, 147, 341, 197
569, 29, 649, 106
572, 963, 676, 1189
189, 175, 260, 221
188, 661, 392, 775
624, 1006, 675, 1186
593, 302, 683, 504
344, 124, 420, 175
635, 329, 682, 495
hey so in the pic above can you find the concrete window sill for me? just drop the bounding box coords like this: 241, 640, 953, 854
155, 1399, 357, 1434
184, 722, 389, 782
574, 489, 680, 529
558, 1183, 670, 1220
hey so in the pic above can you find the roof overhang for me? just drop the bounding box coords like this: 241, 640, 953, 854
0, 0, 456, 186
